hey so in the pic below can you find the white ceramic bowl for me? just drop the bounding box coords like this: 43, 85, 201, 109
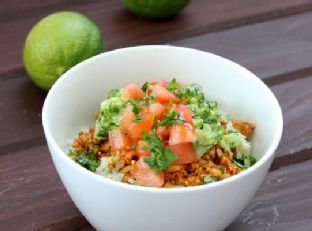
42, 45, 283, 231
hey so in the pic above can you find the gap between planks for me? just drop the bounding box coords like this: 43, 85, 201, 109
2, 1, 312, 76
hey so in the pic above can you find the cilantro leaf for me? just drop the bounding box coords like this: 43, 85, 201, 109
158, 110, 185, 127
142, 82, 153, 92
142, 133, 177, 172
134, 116, 143, 123
128, 100, 141, 115
167, 79, 181, 94
96, 127, 110, 138
179, 83, 205, 105
127, 100, 145, 123
75, 151, 100, 172
233, 154, 256, 169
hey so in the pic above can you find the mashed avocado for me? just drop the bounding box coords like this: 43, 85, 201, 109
95, 88, 127, 139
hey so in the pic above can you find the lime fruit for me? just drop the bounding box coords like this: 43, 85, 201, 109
23, 12, 104, 91
122, 0, 190, 19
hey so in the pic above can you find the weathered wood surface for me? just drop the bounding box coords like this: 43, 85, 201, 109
173, 12, 312, 82
228, 158, 312, 231
1, 0, 312, 230
1, 0, 312, 73
0, 145, 83, 230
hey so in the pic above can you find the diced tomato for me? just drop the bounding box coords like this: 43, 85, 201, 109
150, 80, 166, 88
151, 84, 179, 104
131, 157, 165, 187
168, 143, 198, 165
149, 102, 165, 119
123, 83, 145, 100
156, 126, 171, 140
127, 112, 155, 142
109, 129, 130, 151
136, 140, 150, 157
175, 104, 193, 125
169, 124, 196, 145
120, 105, 135, 132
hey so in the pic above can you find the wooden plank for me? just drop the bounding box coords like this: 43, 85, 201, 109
228, 157, 312, 231
0, 0, 80, 20
173, 11, 312, 80
0, 145, 85, 231
2, 147, 311, 230
1, 0, 312, 73
0, 77, 46, 154
271, 77, 312, 158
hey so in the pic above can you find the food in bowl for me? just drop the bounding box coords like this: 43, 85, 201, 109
43, 46, 283, 231
68, 79, 256, 187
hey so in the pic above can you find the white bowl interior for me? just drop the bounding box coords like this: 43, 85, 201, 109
46, 46, 281, 161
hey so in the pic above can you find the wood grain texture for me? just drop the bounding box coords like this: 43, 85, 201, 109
0, 76, 46, 154
173, 11, 312, 80
228, 157, 312, 231
271, 77, 312, 158
1, 1, 312, 230
0, 145, 84, 231
0, 0, 81, 21
1, 0, 312, 73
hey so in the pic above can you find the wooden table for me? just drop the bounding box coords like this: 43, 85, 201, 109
1, 1, 312, 230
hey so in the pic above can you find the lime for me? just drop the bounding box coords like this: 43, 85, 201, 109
23, 12, 104, 91
122, 0, 190, 19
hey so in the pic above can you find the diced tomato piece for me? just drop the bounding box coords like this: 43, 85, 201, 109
168, 143, 198, 165
149, 102, 165, 119
175, 104, 193, 125
151, 84, 179, 104
120, 105, 135, 132
109, 129, 130, 151
131, 157, 165, 187
169, 124, 196, 145
156, 126, 171, 140
150, 80, 166, 88
123, 83, 145, 100
127, 112, 155, 142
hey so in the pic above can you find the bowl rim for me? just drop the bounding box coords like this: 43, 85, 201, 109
42, 45, 283, 193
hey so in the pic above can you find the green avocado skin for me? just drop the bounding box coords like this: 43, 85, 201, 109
122, 0, 191, 19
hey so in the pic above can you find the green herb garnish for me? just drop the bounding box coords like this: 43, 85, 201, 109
134, 116, 143, 123
75, 151, 99, 172
167, 78, 181, 94
128, 100, 145, 122
179, 83, 205, 105
233, 154, 256, 169
141, 82, 150, 92
128, 100, 141, 115
143, 133, 177, 172
158, 110, 185, 127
